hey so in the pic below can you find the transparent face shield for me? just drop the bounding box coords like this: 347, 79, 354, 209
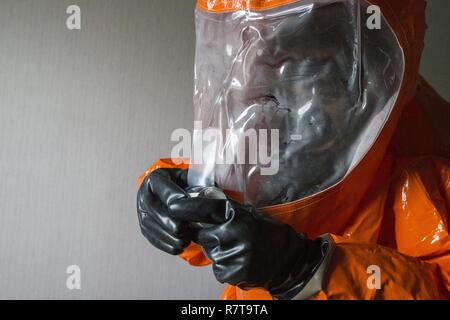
188, 0, 405, 208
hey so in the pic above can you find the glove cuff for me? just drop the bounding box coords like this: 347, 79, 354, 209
270, 234, 334, 300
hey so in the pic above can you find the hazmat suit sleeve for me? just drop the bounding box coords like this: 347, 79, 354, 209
312, 235, 449, 300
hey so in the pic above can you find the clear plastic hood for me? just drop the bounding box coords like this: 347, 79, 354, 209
189, 0, 405, 208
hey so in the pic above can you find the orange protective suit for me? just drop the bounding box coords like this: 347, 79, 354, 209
139, 0, 450, 300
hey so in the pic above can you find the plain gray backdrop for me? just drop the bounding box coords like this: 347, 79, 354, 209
0, 0, 448, 299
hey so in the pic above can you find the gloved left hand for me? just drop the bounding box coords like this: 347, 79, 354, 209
168, 193, 328, 300
137, 168, 193, 255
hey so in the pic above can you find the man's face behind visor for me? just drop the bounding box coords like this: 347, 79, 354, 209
191, 1, 404, 207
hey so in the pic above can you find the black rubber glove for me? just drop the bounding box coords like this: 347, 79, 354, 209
169, 194, 327, 300
137, 168, 193, 255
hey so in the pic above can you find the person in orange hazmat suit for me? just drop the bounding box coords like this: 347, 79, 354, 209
137, 0, 450, 300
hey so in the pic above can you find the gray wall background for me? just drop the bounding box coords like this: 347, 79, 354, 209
0, 0, 448, 299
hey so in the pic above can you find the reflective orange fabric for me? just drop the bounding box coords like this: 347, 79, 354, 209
139, 0, 450, 299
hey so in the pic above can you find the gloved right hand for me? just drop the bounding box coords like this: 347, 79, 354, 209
137, 168, 192, 255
